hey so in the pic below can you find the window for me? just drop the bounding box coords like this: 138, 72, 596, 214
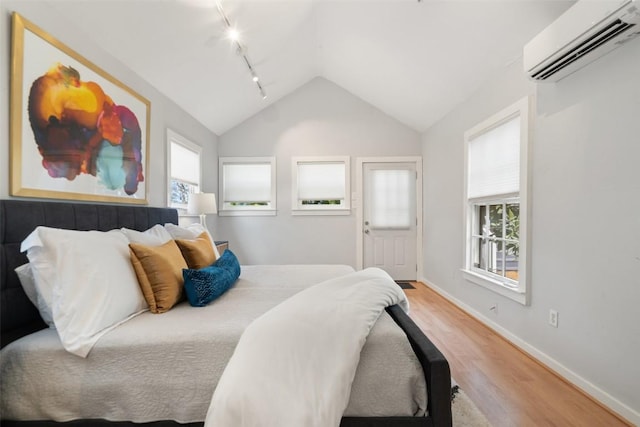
470, 202, 520, 282
219, 157, 276, 216
292, 157, 350, 215
369, 169, 412, 228
167, 129, 201, 209
463, 97, 530, 305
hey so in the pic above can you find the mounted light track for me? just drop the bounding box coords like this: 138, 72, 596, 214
216, 1, 267, 99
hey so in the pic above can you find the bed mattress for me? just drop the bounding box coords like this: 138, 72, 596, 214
0, 265, 426, 423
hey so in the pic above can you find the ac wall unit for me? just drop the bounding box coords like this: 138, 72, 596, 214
524, 0, 640, 82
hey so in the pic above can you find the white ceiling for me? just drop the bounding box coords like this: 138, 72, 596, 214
48, 0, 574, 135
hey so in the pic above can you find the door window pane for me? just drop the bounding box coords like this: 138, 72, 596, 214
370, 169, 411, 229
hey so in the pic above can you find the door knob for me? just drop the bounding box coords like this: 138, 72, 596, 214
364, 221, 369, 225
364, 229, 370, 234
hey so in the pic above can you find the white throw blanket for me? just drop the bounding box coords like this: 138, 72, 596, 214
205, 267, 408, 427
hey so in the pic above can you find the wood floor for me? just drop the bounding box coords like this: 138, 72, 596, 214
404, 283, 631, 427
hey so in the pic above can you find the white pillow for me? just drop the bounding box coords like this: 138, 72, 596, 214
164, 223, 220, 258
120, 224, 173, 246
21, 227, 148, 357
13, 263, 54, 326
15, 262, 56, 328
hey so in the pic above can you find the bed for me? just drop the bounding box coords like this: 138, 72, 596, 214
0, 199, 452, 427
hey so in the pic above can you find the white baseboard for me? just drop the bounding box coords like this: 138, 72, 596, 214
420, 276, 639, 426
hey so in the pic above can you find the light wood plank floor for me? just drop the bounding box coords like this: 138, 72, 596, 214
404, 283, 631, 427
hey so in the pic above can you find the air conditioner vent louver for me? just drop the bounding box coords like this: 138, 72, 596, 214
532, 19, 635, 80
524, 0, 640, 82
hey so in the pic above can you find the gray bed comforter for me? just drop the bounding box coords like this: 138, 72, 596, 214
0, 265, 426, 423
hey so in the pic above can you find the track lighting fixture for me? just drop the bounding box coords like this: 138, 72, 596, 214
227, 27, 240, 42
216, 1, 266, 100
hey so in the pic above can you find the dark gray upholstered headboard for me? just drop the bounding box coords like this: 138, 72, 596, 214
0, 199, 178, 349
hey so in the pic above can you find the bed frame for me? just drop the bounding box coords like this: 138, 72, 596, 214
0, 199, 452, 427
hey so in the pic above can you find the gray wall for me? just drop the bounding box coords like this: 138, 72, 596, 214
217, 77, 421, 266
0, 2, 218, 206
422, 41, 640, 422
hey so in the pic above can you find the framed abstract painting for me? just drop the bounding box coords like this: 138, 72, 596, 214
10, 12, 150, 204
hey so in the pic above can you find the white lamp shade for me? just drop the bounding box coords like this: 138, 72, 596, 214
187, 193, 218, 215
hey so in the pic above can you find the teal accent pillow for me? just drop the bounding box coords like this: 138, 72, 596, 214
183, 249, 241, 307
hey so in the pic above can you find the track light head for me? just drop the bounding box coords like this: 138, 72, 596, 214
227, 27, 240, 41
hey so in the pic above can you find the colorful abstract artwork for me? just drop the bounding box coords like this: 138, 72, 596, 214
10, 13, 150, 204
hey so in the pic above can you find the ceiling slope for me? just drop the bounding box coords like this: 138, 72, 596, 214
47, 0, 574, 135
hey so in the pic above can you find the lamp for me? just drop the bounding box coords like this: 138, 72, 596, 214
187, 193, 217, 229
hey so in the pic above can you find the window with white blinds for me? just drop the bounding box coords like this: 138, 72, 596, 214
219, 157, 276, 216
467, 116, 520, 199
172, 144, 200, 186
292, 157, 350, 214
463, 96, 530, 305
167, 129, 201, 209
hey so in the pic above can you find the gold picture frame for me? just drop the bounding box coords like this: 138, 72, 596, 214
10, 12, 150, 204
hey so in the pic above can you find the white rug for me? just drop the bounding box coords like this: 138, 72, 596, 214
452, 388, 492, 427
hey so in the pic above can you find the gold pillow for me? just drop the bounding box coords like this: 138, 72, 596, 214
175, 232, 217, 269
129, 240, 188, 314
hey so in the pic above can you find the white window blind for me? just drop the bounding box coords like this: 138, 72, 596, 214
170, 142, 200, 185
223, 163, 272, 203
371, 169, 411, 228
467, 116, 520, 199
297, 162, 345, 200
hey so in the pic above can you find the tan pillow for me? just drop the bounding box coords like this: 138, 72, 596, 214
129, 240, 188, 314
175, 232, 217, 269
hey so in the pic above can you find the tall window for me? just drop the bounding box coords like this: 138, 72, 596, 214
292, 156, 350, 215
463, 97, 530, 305
219, 157, 276, 216
167, 129, 201, 209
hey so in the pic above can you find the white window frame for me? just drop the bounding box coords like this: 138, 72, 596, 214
166, 129, 202, 210
462, 96, 531, 305
219, 157, 277, 216
291, 156, 351, 216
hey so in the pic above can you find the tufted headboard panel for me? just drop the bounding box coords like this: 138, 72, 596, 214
0, 199, 178, 348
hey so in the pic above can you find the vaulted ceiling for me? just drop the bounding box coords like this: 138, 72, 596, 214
49, 0, 574, 135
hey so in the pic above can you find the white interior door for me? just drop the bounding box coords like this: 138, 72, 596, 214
362, 162, 417, 280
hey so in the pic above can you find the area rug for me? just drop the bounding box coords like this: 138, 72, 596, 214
452, 386, 492, 427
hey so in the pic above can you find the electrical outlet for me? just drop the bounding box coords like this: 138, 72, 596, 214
489, 304, 498, 315
549, 309, 559, 328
